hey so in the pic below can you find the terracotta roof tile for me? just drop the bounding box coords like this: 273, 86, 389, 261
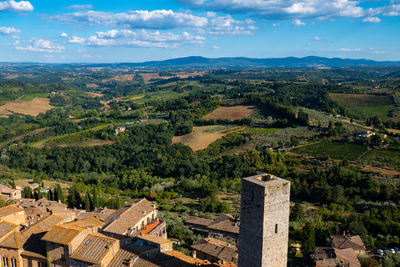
108, 247, 160, 267
71, 233, 118, 265
102, 199, 156, 235
208, 220, 239, 234
334, 248, 361, 267
141, 220, 161, 235
191, 238, 238, 264
184, 217, 214, 227
0, 232, 27, 249
331, 235, 366, 251
41, 226, 82, 245
0, 221, 18, 238
22, 215, 63, 236
65, 216, 103, 228
0, 204, 24, 218
161, 249, 209, 265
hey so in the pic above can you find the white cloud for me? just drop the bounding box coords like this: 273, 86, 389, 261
66, 4, 93, 10
0, 0, 33, 12
337, 48, 361, 52
292, 19, 306, 26
211, 45, 220, 49
50, 9, 255, 35
0, 26, 20, 35
362, 17, 381, 23
177, 0, 365, 20
16, 39, 65, 53
68, 36, 85, 44
86, 29, 205, 48
60, 32, 68, 38
313, 36, 320, 41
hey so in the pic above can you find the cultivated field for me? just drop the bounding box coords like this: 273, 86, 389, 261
106, 74, 135, 82
172, 125, 234, 151
329, 93, 394, 106
140, 73, 170, 82
85, 91, 104, 97
203, 106, 256, 120
329, 93, 395, 119
293, 141, 368, 161
0, 97, 54, 116
86, 84, 100, 89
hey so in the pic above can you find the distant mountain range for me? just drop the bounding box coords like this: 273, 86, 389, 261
2, 56, 400, 69
116, 56, 400, 68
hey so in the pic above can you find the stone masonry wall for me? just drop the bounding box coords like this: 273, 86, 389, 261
238, 175, 290, 267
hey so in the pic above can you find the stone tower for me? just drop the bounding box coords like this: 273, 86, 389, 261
238, 173, 291, 267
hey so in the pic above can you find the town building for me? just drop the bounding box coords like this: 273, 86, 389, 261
0, 197, 206, 267
0, 205, 26, 226
331, 234, 366, 255
184, 214, 239, 242
101, 198, 167, 239
312, 234, 365, 267
191, 238, 238, 265
312, 247, 361, 267
237, 174, 291, 267
0, 184, 22, 200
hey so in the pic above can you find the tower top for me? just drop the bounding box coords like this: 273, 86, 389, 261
243, 173, 290, 188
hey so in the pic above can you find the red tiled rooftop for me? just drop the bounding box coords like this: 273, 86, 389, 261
141, 220, 161, 235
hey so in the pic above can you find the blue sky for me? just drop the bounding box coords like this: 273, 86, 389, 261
0, 0, 399, 63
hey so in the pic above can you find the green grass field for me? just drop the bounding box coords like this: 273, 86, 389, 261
352, 105, 395, 120
30, 124, 111, 147
360, 148, 400, 168
329, 93, 395, 120
241, 127, 280, 135
20, 93, 49, 101
293, 141, 368, 161
133, 90, 191, 104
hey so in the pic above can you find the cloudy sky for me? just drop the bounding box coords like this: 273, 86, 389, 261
0, 0, 399, 62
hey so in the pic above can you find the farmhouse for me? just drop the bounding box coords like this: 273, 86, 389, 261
114, 126, 126, 135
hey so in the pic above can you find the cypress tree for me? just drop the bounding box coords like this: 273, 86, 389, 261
84, 192, 91, 212
55, 184, 64, 203
92, 187, 99, 210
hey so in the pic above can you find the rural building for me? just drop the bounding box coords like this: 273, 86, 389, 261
114, 126, 126, 135
311, 233, 365, 267
238, 174, 291, 267
331, 234, 366, 255
312, 247, 361, 267
0, 184, 22, 200
185, 214, 239, 241
191, 237, 238, 265
355, 130, 375, 140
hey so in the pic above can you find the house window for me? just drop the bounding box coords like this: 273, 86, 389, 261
275, 224, 278, 234
38, 262, 47, 267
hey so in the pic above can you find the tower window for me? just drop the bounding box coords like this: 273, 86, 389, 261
275, 224, 278, 234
